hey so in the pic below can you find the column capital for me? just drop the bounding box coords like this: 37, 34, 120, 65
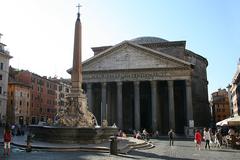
86, 83, 92, 89
102, 82, 107, 87
134, 81, 140, 86
151, 80, 157, 87
117, 81, 123, 86
186, 79, 192, 87
168, 80, 174, 87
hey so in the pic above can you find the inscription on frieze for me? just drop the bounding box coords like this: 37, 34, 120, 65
83, 69, 190, 82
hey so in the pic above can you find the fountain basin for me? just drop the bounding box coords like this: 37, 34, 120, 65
29, 125, 118, 144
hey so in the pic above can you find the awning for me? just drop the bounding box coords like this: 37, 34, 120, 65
228, 115, 240, 126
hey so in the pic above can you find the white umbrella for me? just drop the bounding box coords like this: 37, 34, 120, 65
216, 117, 233, 126
227, 115, 240, 126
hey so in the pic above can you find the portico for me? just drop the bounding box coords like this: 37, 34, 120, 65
84, 68, 193, 133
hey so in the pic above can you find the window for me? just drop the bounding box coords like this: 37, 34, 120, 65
0, 74, 2, 80
65, 88, 69, 93
0, 63, 3, 70
20, 100, 22, 106
0, 86, 2, 94
59, 85, 62, 91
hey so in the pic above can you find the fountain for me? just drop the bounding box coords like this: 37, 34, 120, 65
29, 6, 118, 144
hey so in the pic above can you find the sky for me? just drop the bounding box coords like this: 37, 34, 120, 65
0, 0, 239, 96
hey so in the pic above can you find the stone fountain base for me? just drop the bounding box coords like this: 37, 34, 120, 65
29, 125, 118, 144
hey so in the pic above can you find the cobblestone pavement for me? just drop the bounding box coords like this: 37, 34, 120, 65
0, 139, 239, 160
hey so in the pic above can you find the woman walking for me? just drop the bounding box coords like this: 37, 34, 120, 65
195, 130, 202, 150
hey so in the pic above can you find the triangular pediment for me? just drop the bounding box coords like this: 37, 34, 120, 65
83, 41, 191, 71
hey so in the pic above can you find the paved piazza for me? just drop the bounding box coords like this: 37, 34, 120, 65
1, 139, 239, 160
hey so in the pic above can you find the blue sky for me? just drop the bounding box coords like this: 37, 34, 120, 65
0, 0, 239, 96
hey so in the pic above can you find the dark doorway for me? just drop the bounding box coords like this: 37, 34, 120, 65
158, 81, 169, 134
122, 82, 134, 132
174, 80, 186, 134
140, 81, 152, 131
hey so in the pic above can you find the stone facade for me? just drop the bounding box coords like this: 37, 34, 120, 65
49, 78, 71, 113
74, 36, 210, 134
230, 60, 240, 116
15, 70, 58, 124
7, 82, 31, 125
210, 88, 230, 123
0, 34, 12, 125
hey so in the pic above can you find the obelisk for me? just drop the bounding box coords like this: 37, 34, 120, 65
71, 4, 83, 97
55, 5, 96, 127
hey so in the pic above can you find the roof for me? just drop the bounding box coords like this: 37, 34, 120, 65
129, 36, 168, 44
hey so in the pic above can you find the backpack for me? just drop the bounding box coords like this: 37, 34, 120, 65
169, 131, 173, 138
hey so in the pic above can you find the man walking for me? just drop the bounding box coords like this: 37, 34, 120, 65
168, 129, 175, 146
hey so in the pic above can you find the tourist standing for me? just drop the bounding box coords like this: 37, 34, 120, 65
195, 130, 202, 150
3, 125, 12, 156
204, 128, 211, 149
168, 129, 175, 146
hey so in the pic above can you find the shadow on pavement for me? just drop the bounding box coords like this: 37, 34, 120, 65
127, 150, 196, 160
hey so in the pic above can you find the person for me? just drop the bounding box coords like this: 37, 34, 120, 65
4, 125, 12, 156
195, 129, 202, 150
117, 129, 123, 137
136, 131, 142, 139
203, 128, 211, 149
154, 130, 160, 138
11, 124, 15, 136
168, 129, 175, 146
143, 129, 149, 141
215, 129, 222, 148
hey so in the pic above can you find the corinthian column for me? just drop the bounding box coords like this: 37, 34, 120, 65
101, 82, 107, 124
134, 81, 140, 130
117, 82, 123, 129
151, 81, 157, 131
168, 80, 175, 130
186, 80, 193, 125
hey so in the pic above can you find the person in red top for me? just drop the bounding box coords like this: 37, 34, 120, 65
195, 129, 202, 150
4, 125, 12, 156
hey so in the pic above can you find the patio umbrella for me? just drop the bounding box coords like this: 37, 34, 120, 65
216, 117, 233, 126
227, 115, 240, 126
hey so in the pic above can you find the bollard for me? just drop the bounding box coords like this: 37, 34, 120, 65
26, 133, 32, 152
109, 136, 117, 155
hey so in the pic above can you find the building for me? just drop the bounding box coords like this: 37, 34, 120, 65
7, 81, 31, 125
74, 36, 210, 134
211, 89, 230, 123
15, 70, 58, 124
0, 33, 12, 125
50, 77, 71, 113
230, 60, 240, 116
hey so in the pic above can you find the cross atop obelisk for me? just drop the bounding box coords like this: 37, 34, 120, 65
76, 3, 82, 19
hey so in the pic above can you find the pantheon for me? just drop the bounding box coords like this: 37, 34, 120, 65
80, 36, 210, 134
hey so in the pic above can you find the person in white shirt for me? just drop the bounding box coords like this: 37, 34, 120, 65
203, 128, 211, 149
